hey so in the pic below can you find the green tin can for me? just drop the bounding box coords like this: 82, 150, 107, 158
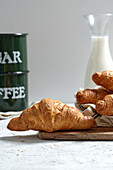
0, 33, 29, 112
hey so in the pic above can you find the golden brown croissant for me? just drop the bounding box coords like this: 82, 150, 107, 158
7, 98, 96, 132
96, 94, 113, 116
92, 70, 113, 91
75, 88, 110, 104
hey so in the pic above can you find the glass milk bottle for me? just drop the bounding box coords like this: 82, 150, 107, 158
84, 14, 113, 89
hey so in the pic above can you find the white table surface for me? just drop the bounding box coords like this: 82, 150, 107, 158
1, 104, 113, 170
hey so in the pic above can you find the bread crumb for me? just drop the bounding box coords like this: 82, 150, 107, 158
20, 140, 25, 142
21, 151, 23, 152
16, 154, 19, 156
53, 144, 56, 146
18, 150, 19, 151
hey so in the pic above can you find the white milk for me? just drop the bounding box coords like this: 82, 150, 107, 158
84, 36, 113, 89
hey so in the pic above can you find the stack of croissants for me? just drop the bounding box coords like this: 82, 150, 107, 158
76, 70, 113, 116
7, 70, 113, 132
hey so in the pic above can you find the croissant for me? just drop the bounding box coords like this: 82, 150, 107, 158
7, 98, 96, 132
92, 70, 113, 91
75, 88, 110, 104
96, 94, 113, 116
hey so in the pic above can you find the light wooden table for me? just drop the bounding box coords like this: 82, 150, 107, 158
0, 106, 113, 170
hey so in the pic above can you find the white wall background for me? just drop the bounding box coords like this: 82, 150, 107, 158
0, 0, 113, 103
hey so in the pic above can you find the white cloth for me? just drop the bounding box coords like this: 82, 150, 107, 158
0, 111, 22, 120
0, 102, 36, 120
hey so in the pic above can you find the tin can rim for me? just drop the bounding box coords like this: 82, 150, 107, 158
0, 33, 28, 36
0, 70, 29, 75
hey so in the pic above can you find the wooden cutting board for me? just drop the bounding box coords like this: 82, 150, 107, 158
38, 127, 113, 141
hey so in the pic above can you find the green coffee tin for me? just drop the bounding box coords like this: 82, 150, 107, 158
0, 33, 29, 112
0, 33, 28, 72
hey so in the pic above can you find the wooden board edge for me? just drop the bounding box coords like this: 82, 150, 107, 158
38, 127, 113, 141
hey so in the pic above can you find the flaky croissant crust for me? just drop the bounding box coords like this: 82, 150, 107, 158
92, 70, 113, 92
75, 88, 110, 104
96, 94, 113, 116
7, 98, 96, 132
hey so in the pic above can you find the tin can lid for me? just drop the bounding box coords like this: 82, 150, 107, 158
0, 33, 28, 36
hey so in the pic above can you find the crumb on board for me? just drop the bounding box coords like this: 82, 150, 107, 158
16, 154, 19, 156
21, 151, 23, 152
53, 144, 56, 146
